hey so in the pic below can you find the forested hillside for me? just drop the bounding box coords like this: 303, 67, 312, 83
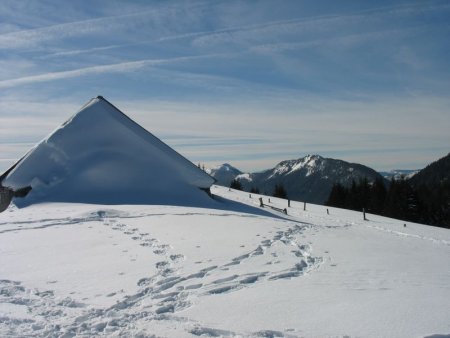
326, 154, 450, 228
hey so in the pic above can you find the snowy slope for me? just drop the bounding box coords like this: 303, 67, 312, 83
1, 186, 449, 337
2, 97, 214, 208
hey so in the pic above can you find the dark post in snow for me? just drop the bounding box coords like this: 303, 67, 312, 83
259, 197, 264, 207
363, 208, 367, 221
249, 194, 251, 198
304, 201, 306, 211
283, 208, 288, 215
268, 198, 271, 203
327, 208, 329, 215
288, 199, 291, 207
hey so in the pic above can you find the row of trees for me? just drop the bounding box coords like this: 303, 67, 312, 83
230, 178, 243, 190
326, 178, 387, 215
326, 177, 450, 228
229, 179, 287, 199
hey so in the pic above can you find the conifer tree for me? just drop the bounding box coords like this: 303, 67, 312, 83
230, 178, 243, 191
273, 184, 287, 199
369, 177, 387, 214
326, 183, 347, 209
250, 187, 260, 194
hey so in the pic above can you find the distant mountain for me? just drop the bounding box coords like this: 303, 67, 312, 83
236, 155, 385, 204
206, 163, 242, 187
379, 169, 419, 181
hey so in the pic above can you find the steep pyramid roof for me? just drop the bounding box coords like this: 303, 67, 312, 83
1, 96, 215, 207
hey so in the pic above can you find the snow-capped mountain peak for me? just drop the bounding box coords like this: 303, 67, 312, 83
208, 163, 236, 173
269, 155, 325, 179
206, 163, 242, 186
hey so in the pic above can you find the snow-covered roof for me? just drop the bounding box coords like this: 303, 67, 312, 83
1, 96, 215, 207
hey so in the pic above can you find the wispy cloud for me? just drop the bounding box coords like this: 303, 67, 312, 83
26, 1, 449, 61
191, 2, 450, 48
0, 53, 231, 89
0, 1, 210, 50
0, 58, 36, 79
249, 26, 435, 53
40, 44, 127, 59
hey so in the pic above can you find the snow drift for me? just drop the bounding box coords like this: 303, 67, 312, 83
1, 96, 215, 208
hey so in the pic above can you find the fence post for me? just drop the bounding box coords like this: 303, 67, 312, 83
363, 208, 367, 221
249, 194, 251, 198
288, 199, 291, 207
259, 197, 264, 207
327, 208, 329, 215
303, 201, 306, 211
269, 198, 271, 203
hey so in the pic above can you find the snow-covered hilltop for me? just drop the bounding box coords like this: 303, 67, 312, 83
1, 96, 215, 208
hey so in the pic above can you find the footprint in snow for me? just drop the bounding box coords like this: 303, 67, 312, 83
169, 254, 185, 262
156, 261, 170, 269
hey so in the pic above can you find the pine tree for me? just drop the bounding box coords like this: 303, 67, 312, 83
358, 177, 371, 211
369, 177, 387, 214
383, 178, 417, 222
326, 183, 348, 209
347, 179, 361, 211
250, 187, 260, 194
272, 184, 287, 199
230, 178, 243, 191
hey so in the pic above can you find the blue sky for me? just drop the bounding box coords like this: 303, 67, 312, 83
0, 0, 449, 172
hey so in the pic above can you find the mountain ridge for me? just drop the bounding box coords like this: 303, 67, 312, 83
210, 155, 385, 204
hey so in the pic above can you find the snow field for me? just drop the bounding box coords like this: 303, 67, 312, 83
0, 186, 449, 337
0, 198, 321, 337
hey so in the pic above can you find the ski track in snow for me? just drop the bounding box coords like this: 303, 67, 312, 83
364, 223, 450, 246
0, 211, 259, 235
0, 207, 322, 337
